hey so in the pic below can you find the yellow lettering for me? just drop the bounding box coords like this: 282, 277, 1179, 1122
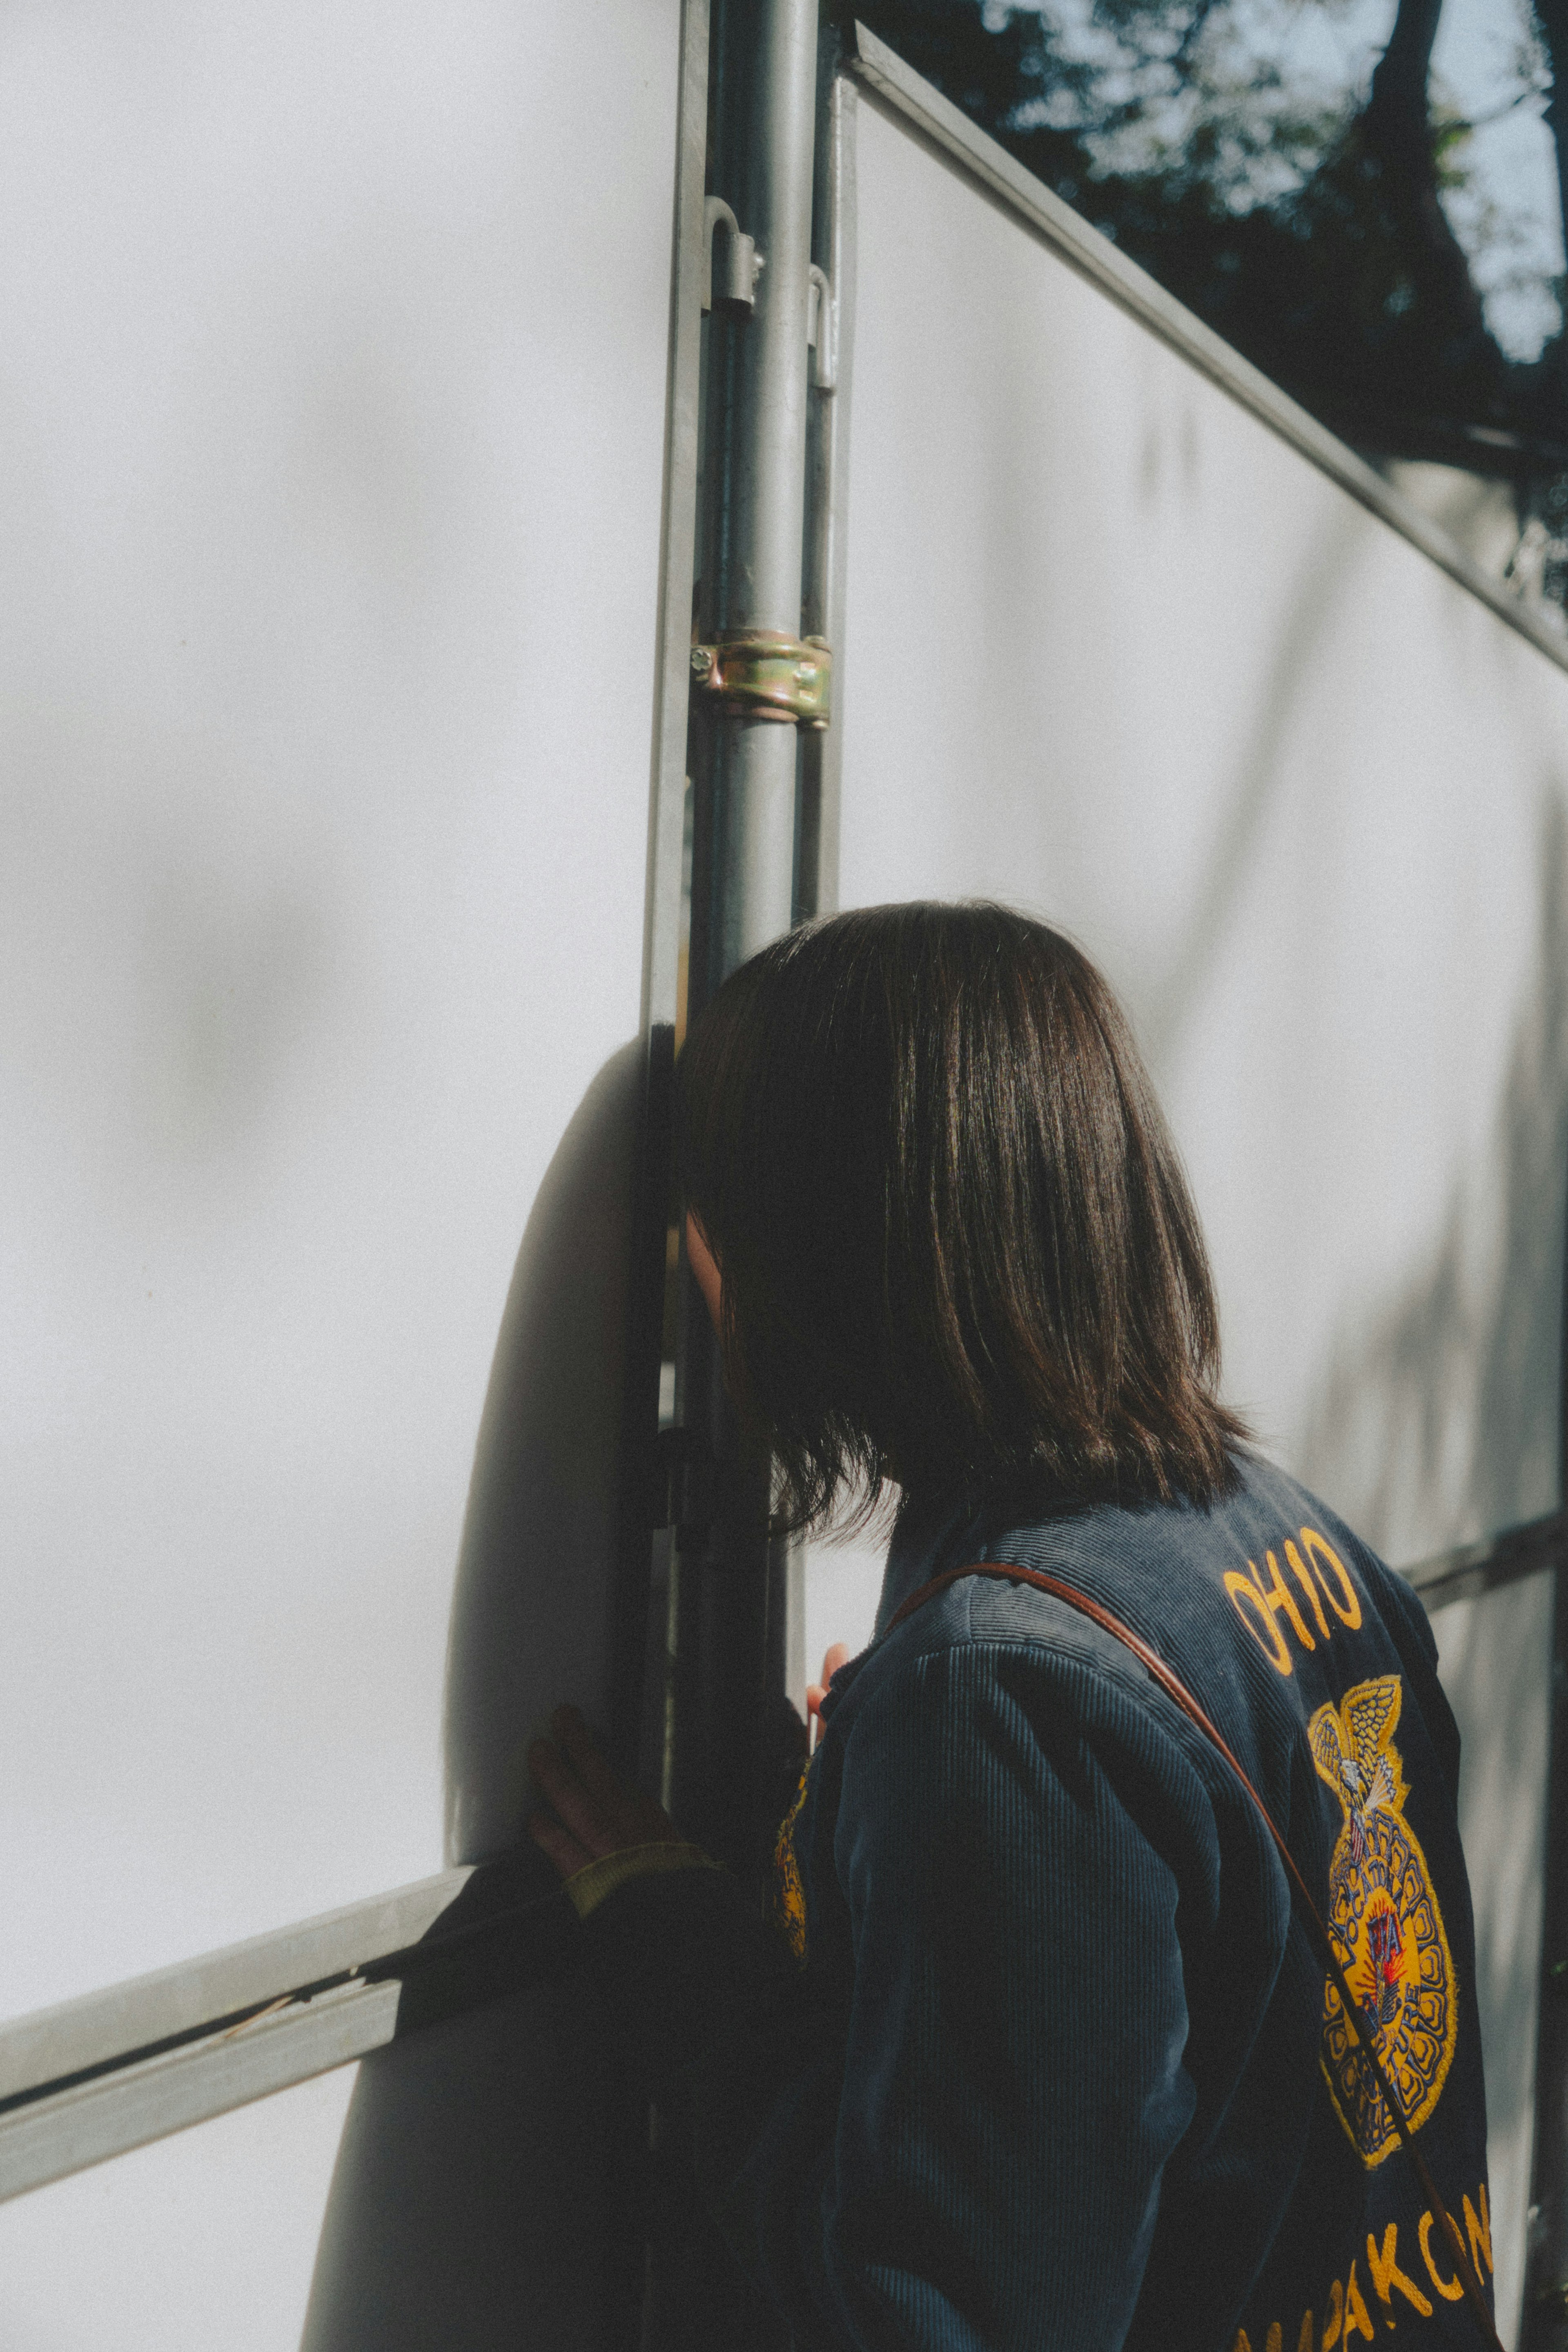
1265, 2329, 1282, 2352
1231, 2334, 1254, 2352
1256, 1549, 1316, 1650
1419, 2209, 1466, 2301
1295, 2317, 1314, 2352
1321, 2280, 1344, 2350
1301, 1528, 1362, 1627
1285, 1538, 1331, 1639
1343, 2260, 1375, 2344
1226, 1569, 1294, 1674
1464, 2186, 1493, 2279
1366, 2223, 1433, 2319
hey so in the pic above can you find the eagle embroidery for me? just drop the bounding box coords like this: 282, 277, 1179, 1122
1309, 1675, 1458, 2164
770, 1761, 812, 1968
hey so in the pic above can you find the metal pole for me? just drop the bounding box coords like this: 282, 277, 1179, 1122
705, 0, 820, 979
674, 0, 820, 1877
646, 15, 823, 2343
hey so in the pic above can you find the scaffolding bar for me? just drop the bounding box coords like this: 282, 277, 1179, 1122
0, 1855, 572, 2204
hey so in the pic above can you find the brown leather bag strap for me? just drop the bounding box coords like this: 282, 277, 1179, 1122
884, 1561, 1503, 2352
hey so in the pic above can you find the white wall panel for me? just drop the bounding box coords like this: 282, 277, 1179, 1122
841, 98, 1568, 1574
0, 2069, 355, 2352
0, 0, 680, 2339
0, 0, 676, 2004
832, 89, 1568, 2346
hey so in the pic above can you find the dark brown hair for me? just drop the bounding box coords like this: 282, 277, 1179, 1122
676, 901, 1247, 1530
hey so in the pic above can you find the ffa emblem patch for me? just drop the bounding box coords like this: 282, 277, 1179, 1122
1309, 1675, 1457, 2165
770, 1762, 811, 1968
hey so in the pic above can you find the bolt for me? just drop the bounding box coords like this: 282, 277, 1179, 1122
691, 647, 713, 679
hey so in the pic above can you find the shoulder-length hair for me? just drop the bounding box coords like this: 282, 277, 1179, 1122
675, 901, 1247, 1530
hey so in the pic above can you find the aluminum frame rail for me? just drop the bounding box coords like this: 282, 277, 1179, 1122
0, 1853, 572, 2205
647, 16, 845, 2339
1404, 1511, 1566, 1611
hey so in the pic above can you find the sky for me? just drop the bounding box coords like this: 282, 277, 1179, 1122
1246, 0, 1561, 361
994, 0, 1565, 362
1363, 0, 1559, 361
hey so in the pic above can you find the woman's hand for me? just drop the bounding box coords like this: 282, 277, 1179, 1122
804, 1644, 850, 1752
526, 1705, 680, 1881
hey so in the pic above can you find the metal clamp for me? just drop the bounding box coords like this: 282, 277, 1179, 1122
690, 631, 832, 729
702, 196, 762, 312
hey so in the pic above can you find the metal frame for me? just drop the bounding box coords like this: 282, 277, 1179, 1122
846, 21, 1568, 682
666, 0, 827, 1894
1405, 1512, 1565, 1612
797, 36, 856, 924
642, 0, 714, 1035
0, 1855, 571, 2204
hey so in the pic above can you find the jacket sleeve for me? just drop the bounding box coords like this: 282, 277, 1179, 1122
575, 1857, 795, 2104
572, 1687, 814, 2098
688, 1639, 1203, 2352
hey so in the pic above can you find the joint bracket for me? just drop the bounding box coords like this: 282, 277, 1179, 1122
690, 631, 832, 729
702, 195, 763, 313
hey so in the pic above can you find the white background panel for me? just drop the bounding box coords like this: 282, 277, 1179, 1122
0, 2070, 356, 2350
0, 0, 675, 2009
833, 91, 1568, 2346
0, 1, 678, 2342
841, 98, 1568, 1575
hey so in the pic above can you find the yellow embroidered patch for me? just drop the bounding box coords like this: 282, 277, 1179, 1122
770, 1761, 812, 1967
1234, 2180, 1492, 2352
1309, 1675, 1458, 2165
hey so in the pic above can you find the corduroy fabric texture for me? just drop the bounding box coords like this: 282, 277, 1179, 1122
581, 1451, 1493, 2352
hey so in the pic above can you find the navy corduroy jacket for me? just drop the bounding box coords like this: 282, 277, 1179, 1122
582, 1451, 1493, 2352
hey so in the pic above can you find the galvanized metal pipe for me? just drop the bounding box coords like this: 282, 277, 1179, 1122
659, 0, 823, 1953
708, 0, 820, 979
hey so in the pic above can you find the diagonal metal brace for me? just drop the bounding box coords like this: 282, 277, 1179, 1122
690, 630, 832, 728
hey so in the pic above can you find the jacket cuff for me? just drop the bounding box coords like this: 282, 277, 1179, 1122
576, 1859, 790, 2102
563, 1839, 719, 1920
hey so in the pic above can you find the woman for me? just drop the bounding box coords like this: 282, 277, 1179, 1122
528, 902, 1494, 2352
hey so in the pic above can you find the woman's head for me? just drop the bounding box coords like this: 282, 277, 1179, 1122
676, 901, 1246, 1529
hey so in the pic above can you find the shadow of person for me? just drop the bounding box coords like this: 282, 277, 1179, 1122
301, 1038, 644, 2352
